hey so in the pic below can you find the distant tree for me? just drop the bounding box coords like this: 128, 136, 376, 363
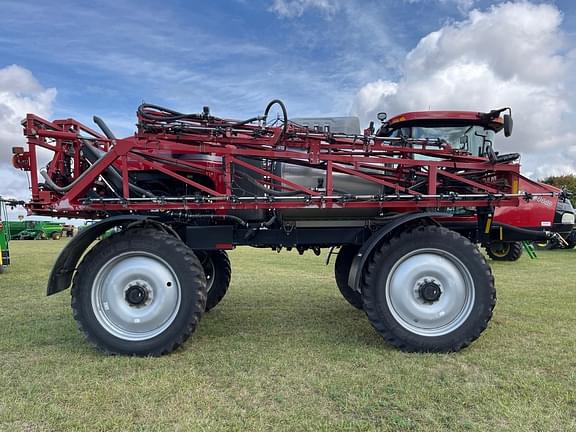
540, 174, 576, 193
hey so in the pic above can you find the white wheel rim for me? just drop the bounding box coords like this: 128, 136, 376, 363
91, 251, 181, 341
385, 248, 475, 337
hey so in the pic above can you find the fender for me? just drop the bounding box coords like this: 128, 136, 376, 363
347, 212, 445, 294
47, 215, 157, 295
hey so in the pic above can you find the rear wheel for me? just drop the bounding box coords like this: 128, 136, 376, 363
71, 227, 207, 356
51, 231, 62, 240
334, 245, 363, 309
485, 241, 523, 261
198, 250, 232, 311
362, 226, 495, 352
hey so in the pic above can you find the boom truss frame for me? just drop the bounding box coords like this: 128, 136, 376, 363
15, 108, 525, 219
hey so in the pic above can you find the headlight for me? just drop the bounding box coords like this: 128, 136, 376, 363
561, 212, 575, 225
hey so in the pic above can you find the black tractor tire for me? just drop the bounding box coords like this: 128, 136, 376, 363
361, 225, 496, 353
51, 231, 62, 240
71, 227, 207, 356
485, 241, 523, 261
198, 250, 232, 312
334, 245, 363, 309
564, 231, 576, 249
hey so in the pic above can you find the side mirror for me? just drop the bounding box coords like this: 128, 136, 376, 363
503, 114, 513, 137
377, 112, 387, 122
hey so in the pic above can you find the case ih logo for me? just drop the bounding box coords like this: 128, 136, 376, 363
533, 195, 554, 208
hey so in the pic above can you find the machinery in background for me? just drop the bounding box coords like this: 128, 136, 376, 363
7, 220, 65, 240
0, 199, 13, 273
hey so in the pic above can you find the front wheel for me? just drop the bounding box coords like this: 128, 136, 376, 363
362, 226, 496, 352
71, 227, 207, 356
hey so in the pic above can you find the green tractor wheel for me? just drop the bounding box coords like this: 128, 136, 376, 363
485, 241, 523, 261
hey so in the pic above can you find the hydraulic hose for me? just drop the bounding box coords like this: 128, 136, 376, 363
138, 100, 289, 144
138, 103, 202, 122
263, 99, 288, 140
93, 116, 117, 140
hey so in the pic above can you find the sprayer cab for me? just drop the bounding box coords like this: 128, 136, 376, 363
376, 109, 514, 162
373, 108, 573, 249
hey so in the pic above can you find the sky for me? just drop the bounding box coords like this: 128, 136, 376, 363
1, 0, 576, 218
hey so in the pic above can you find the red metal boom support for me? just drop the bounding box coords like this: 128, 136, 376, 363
14, 103, 522, 219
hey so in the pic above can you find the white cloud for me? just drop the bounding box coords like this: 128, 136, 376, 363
0, 65, 56, 202
439, 0, 477, 14
269, 0, 340, 17
354, 80, 398, 117
404, 0, 477, 14
353, 2, 576, 179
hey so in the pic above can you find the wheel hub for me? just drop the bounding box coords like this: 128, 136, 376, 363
124, 282, 151, 307
91, 252, 181, 341
386, 249, 475, 337
418, 279, 442, 303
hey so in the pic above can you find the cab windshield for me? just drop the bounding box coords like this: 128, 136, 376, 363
388, 125, 496, 157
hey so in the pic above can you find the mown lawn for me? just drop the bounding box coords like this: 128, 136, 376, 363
0, 239, 575, 431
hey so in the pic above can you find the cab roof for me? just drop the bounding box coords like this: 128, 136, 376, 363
386, 111, 505, 132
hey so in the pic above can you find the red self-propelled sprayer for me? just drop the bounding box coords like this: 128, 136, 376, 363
11, 100, 561, 355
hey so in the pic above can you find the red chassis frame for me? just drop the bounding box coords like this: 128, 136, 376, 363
14, 109, 523, 219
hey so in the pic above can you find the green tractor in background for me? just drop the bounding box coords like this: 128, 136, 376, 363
0, 200, 10, 273
7, 220, 64, 240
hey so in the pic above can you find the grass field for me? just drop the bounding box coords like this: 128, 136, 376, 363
0, 239, 575, 431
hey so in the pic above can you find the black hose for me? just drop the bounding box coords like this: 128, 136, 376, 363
262, 214, 277, 227
138, 103, 202, 122
93, 116, 117, 140
138, 100, 289, 142
263, 99, 288, 140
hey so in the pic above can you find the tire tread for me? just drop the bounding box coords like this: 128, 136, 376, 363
361, 225, 496, 352
71, 227, 206, 356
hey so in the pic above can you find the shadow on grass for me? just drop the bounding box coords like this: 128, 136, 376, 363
5, 294, 391, 356
200, 297, 389, 350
